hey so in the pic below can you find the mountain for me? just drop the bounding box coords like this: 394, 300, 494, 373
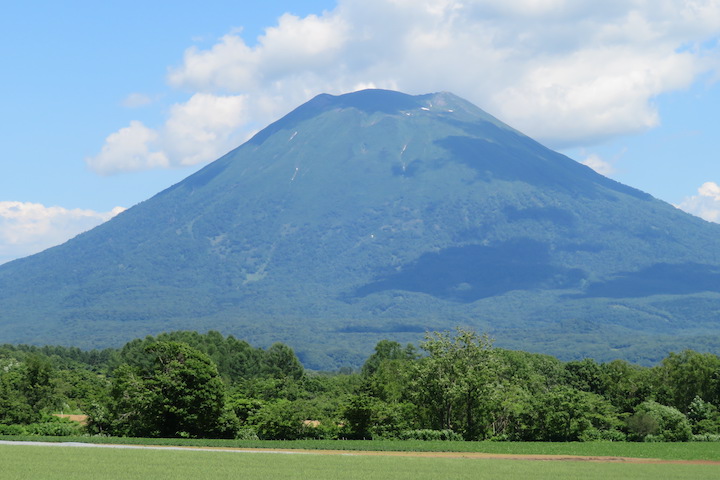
2, 89, 720, 369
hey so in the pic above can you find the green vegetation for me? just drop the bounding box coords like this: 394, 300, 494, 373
3, 91, 720, 370
1, 444, 719, 480
2, 329, 720, 444
3, 437, 720, 461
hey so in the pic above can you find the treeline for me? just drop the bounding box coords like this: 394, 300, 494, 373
1, 329, 719, 442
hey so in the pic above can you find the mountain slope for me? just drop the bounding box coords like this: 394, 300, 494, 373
2, 89, 720, 368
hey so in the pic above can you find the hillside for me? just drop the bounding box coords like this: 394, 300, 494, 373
2, 89, 720, 369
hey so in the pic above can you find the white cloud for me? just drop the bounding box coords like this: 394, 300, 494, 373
85, 121, 169, 175
581, 153, 615, 176
90, 0, 720, 173
676, 182, 720, 223
162, 93, 250, 167
167, 13, 350, 92
86, 95, 251, 174
0, 202, 125, 265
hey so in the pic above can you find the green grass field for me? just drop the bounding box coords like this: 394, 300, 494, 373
3, 436, 720, 461
0, 442, 718, 480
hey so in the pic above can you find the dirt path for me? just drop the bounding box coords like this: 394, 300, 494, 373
2, 441, 719, 465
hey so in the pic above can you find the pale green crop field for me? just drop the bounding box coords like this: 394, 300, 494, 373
1, 444, 718, 480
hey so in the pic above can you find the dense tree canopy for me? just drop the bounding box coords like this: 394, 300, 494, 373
104, 341, 231, 438
1, 329, 720, 441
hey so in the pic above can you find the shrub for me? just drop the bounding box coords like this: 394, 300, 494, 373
25, 421, 84, 436
250, 399, 306, 440
234, 427, 259, 440
630, 401, 692, 442
626, 412, 659, 440
691, 434, 720, 442
0, 424, 27, 435
579, 428, 626, 442
687, 396, 720, 434
398, 429, 464, 441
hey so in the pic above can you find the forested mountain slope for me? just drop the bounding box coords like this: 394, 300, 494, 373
2, 89, 720, 369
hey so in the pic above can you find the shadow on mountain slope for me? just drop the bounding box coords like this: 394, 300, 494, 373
353, 238, 586, 302
576, 262, 720, 298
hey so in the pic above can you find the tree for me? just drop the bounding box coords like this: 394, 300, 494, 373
361, 340, 417, 377
114, 331, 270, 384
262, 343, 304, 380
250, 399, 308, 440
599, 359, 653, 413
21, 354, 56, 412
0, 358, 35, 424
340, 393, 416, 440
626, 411, 658, 440
629, 400, 692, 441
513, 386, 621, 441
409, 328, 498, 440
563, 358, 604, 394
653, 350, 720, 413
103, 341, 234, 438
362, 340, 417, 404
341, 394, 375, 439
686, 395, 720, 434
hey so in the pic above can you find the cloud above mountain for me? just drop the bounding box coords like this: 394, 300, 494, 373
0, 202, 125, 265
86, 0, 720, 175
676, 182, 720, 223
580, 153, 616, 176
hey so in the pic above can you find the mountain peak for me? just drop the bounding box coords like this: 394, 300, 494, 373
309, 89, 496, 120
309, 89, 423, 113
249, 89, 511, 145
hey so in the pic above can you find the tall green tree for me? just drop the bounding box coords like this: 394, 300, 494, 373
21, 354, 56, 412
0, 358, 35, 424
262, 343, 304, 380
103, 341, 234, 438
361, 340, 417, 377
410, 328, 498, 440
362, 340, 417, 403
653, 350, 720, 412
599, 359, 653, 413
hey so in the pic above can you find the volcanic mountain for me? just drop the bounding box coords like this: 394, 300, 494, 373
3, 89, 720, 368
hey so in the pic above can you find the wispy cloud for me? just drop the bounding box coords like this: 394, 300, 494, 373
0, 202, 125, 265
581, 153, 615, 176
122, 93, 155, 108
88, 0, 720, 174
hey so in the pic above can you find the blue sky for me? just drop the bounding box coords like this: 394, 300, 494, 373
2, 0, 720, 264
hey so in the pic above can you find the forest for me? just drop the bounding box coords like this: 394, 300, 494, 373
1, 329, 719, 442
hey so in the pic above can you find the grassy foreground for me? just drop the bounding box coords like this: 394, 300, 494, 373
2, 436, 720, 461
0, 443, 718, 480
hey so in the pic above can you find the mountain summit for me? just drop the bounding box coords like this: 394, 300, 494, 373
2, 89, 720, 368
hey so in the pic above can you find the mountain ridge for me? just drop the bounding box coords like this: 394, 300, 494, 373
2, 89, 720, 369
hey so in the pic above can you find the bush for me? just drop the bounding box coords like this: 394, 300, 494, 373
398, 429, 464, 441
0, 424, 27, 435
25, 421, 84, 436
512, 386, 621, 442
250, 399, 307, 440
691, 434, 720, 442
630, 401, 692, 442
626, 412, 658, 440
687, 396, 720, 434
579, 428, 626, 442
234, 427, 259, 440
